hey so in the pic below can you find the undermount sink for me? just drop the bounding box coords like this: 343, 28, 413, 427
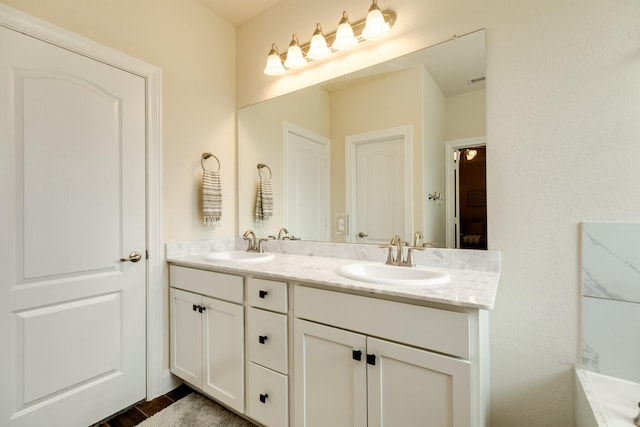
337, 263, 451, 286
202, 251, 275, 264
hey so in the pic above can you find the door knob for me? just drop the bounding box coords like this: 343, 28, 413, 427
358, 232, 368, 238
120, 251, 142, 263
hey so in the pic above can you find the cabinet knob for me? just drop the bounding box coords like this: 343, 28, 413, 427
352, 350, 362, 361
192, 304, 197, 311
197, 305, 206, 313
367, 354, 376, 365
259, 290, 268, 298
259, 335, 268, 344
259, 393, 269, 404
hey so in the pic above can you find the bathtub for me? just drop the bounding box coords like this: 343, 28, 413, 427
576, 368, 640, 427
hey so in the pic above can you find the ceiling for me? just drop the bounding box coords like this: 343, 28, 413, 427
199, 0, 281, 26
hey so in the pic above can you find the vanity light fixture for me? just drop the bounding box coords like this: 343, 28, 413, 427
333, 11, 358, 51
263, 0, 395, 76
307, 24, 331, 60
263, 43, 286, 76
284, 35, 306, 69
362, 0, 390, 40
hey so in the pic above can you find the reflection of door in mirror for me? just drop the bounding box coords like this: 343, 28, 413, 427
458, 146, 487, 249
445, 138, 487, 249
284, 122, 330, 241
347, 126, 413, 245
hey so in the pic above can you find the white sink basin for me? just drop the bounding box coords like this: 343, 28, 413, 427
337, 263, 451, 286
202, 251, 275, 264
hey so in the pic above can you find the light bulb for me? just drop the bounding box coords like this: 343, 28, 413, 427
332, 11, 358, 51
284, 34, 306, 69
362, 0, 390, 40
263, 43, 286, 76
307, 23, 331, 60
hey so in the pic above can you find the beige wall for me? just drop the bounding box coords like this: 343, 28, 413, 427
237, 85, 330, 237
237, 0, 640, 426
329, 67, 425, 241
446, 89, 486, 141
0, 0, 238, 243
422, 68, 447, 246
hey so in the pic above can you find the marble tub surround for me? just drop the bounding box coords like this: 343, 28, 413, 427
582, 222, 640, 302
581, 222, 640, 383
166, 239, 500, 310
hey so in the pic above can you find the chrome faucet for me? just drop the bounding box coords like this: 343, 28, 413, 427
277, 227, 289, 240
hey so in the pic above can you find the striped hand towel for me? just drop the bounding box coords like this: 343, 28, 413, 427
255, 176, 273, 222
203, 170, 222, 230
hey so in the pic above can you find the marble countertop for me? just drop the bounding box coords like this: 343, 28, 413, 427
167, 250, 499, 310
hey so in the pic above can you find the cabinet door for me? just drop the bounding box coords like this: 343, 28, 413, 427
367, 337, 471, 427
169, 288, 202, 385
294, 319, 367, 427
202, 295, 244, 413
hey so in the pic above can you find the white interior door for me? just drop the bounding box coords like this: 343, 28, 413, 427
348, 127, 413, 245
0, 26, 147, 426
285, 122, 330, 241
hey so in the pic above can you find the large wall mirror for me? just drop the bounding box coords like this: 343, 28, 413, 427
238, 29, 486, 248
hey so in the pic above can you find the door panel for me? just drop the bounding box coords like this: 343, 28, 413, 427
294, 319, 367, 427
367, 337, 471, 427
285, 125, 330, 241
355, 136, 406, 244
0, 26, 146, 426
202, 296, 244, 413
170, 288, 202, 385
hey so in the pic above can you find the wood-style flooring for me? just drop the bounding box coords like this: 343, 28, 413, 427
94, 383, 193, 427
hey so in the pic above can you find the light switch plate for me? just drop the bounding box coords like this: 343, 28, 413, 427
336, 214, 349, 236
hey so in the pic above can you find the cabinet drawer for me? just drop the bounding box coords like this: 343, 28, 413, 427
247, 363, 288, 427
170, 265, 243, 303
294, 286, 470, 359
248, 307, 288, 374
247, 277, 288, 313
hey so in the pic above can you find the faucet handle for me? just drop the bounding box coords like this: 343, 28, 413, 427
257, 238, 269, 253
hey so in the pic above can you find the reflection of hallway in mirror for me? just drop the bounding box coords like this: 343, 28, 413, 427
456, 146, 487, 249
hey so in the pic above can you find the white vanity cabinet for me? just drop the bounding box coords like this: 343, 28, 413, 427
294, 285, 487, 427
167, 259, 492, 427
245, 277, 289, 427
169, 266, 245, 413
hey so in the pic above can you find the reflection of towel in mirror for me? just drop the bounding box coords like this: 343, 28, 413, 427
203, 170, 222, 230
255, 177, 273, 222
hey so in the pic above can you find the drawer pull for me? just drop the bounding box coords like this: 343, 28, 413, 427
367, 354, 376, 365
259, 393, 269, 403
352, 350, 362, 361
259, 335, 268, 344
259, 290, 268, 298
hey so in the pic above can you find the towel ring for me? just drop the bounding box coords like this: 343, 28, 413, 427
257, 163, 272, 179
201, 153, 220, 172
